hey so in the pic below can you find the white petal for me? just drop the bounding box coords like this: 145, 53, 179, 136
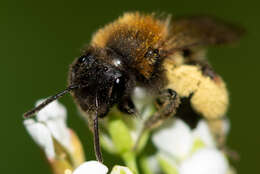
36, 100, 71, 151
179, 148, 228, 174
146, 155, 161, 174
111, 166, 133, 174
133, 87, 147, 100
36, 99, 67, 122
73, 161, 108, 174
132, 87, 149, 111
24, 119, 55, 159
152, 119, 192, 160
45, 119, 71, 151
192, 120, 215, 148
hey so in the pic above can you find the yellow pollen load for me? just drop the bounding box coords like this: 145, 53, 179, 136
164, 64, 229, 119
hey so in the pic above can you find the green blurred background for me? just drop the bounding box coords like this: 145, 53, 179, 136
0, 0, 259, 173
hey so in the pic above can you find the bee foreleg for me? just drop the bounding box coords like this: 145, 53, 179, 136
117, 95, 137, 115
93, 112, 103, 163
143, 89, 180, 130
133, 89, 180, 151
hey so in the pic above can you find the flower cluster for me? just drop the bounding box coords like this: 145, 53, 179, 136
24, 100, 85, 174
23, 97, 235, 174
148, 119, 235, 174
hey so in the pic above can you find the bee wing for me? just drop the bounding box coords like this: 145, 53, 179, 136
168, 16, 244, 51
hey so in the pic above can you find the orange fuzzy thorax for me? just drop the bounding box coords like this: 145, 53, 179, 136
91, 12, 170, 78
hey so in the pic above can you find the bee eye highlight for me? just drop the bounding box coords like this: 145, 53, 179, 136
115, 78, 120, 84
78, 55, 87, 63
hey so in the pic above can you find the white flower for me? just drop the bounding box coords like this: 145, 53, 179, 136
73, 161, 108, 174
179, 148, 228, 174
152, 119, 193, 160
72, 161, 133, 174
36, 99, 71, 150
24, 119, 56, 158
152, 118, 230, 174
192, 121, 216, 148
146, 155, 161, 174
23, 99, 72, 159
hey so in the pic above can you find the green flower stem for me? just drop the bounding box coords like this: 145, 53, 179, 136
107, 115, 138, 173
122, 152, 139, 174
134, 129, 149, 154
140, 156, 154, 174
158, 156, 178, 174
108, 116, 134, 153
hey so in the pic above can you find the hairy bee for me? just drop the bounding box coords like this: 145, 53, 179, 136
24, 12, 243, 162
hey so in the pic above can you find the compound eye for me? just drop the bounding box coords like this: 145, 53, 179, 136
78, 55, 87, 63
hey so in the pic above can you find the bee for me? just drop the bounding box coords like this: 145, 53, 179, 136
24, 12, 243, 162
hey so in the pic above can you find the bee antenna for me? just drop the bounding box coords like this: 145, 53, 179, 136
23, 84, 80, 119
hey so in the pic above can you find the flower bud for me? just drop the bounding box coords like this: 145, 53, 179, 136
24, 100, 85, 174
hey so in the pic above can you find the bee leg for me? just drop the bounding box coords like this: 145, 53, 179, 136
117, 96, 137, 115
93, 112, 103, 163
143, 89, 180, 130
133, 89, 180, 151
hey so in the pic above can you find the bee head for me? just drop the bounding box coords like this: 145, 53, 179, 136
69, 47, 128, 117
